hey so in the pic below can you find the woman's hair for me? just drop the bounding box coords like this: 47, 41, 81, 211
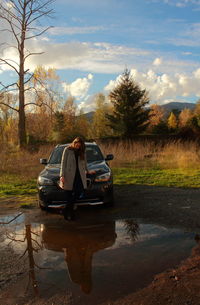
69, 137, 86, 159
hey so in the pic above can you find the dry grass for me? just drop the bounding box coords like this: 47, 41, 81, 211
0, 144, 54, 179
0, 140, 200, 178
157, 140, 200, 169
99, 139, 200, 169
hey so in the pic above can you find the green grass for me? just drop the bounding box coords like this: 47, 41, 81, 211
1, 166, 200, 202
113, 167, 200, 188
0, 174, 37, 196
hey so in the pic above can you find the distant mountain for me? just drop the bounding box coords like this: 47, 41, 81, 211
83, 111, 95, 122
82, 102, 196, 122
160, 102, 196, 113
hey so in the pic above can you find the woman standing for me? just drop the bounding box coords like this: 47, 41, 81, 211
60, 137, 88, 220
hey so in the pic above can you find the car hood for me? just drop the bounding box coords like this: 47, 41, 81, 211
39, 160, 110, 179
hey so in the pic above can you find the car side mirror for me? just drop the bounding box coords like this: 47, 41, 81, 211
105, 154, 114, 161
40, 158, 48, 165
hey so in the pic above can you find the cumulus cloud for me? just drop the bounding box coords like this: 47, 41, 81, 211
104, 66, 200, 104
62, 74, 93, 99
77, 95, 97, 112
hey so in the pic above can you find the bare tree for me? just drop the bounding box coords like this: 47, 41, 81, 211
0, 0, 54, 147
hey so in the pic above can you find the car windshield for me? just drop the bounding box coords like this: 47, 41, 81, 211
48, 144, 104, 164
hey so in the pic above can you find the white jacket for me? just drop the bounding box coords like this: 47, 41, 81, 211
60, 147, 87, 190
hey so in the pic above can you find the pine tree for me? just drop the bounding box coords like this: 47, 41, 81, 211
107, 69, 150, 138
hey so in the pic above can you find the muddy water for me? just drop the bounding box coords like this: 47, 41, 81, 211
0, 212, 196, 305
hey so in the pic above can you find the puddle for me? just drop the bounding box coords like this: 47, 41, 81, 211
0, 212, 196, 305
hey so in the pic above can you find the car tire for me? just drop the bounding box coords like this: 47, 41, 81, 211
38, 199, 48, 211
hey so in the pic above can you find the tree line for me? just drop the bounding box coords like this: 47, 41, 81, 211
1, 68, 200, 147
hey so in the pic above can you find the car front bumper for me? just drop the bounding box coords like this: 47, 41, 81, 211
37, 180, 113, 208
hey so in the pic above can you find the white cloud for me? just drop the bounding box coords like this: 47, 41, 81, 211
1, 39, 151, 74
62, 74, 93, 99
78, 95, 97, 112
104, 67, 200, 104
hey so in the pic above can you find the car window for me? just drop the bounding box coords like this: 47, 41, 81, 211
48, 146, 66, 164
86, 145, 104, 162
48, 144, 104, 164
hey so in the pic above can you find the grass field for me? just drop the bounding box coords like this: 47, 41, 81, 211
0, 140, 200, 200
113, 167, 200, 188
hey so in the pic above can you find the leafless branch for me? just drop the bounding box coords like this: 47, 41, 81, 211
0, 212, 23, 224
24, 74, 34, 85
19, 248, 28, 259
30, 231, 40, 237
0, 81, 18, 91
0, 58, 19, 75
27, 8, 54, 26
0, 102, 18, 112
0, 41, 19, 53
24, 51, 44, 60
26, 26, 52, 40
31, 238, 43, 249
24, 101, 55, 113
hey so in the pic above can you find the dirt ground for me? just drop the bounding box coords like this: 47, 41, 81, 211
1, 184, 200, 305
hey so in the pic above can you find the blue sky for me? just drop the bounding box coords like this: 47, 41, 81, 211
2, 0, 200, 111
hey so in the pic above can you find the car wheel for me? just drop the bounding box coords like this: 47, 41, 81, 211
38, 199, 48, 211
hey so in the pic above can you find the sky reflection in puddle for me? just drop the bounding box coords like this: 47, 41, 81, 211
0, 214, 196, 305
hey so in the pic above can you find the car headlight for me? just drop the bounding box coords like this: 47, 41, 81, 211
37, 176, 54, 186
95, 172, 111, 182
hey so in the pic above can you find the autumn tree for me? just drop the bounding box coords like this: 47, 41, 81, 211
90, 93, 113, 139
0, 92, 18, 144
0, 0, 54, 147
25, 66, 61, 143
75, 109, 90, 139
148, 104, 164, 131
32, 66, 60, 117
168, 112, 178, 131
107, 69, 150, 138
63, 96, 76, 138
179, 108, 193, 128
193, 99, 200, 116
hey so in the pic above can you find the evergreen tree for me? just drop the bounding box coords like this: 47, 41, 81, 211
107, 69, 150, 138
51, 111, 65, 142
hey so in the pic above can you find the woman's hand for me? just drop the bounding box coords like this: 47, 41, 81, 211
60, 176, 65, 188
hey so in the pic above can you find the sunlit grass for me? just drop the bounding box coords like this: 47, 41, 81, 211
0, 174, 36, 196
113, 167, 200, 188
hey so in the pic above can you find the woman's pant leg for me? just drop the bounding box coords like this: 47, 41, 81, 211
64, 190, 75, 216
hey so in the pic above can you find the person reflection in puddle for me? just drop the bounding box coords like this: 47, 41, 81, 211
63, 247, 92, 294
42, 221, 117, 295
60, 137, 95, 221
